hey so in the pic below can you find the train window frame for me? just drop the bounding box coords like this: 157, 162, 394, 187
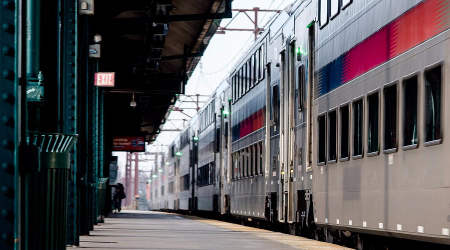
328, 109, 338, 163
319, 0, 329, 28
237, 70, 241, 100
246, 147, 250, 177
383, 82, 399, 153
342, 0, 352, 10
253, 53, 257, 85
250, 146, 254, 177
367, 90, 380, 156
330, 0, 340, 20
424, 63, 443, 146
352, 97, 364, 159
402, 74, 419, 149
272, 84, 280, 129
297, 65, 305, 111
259, 45, 265, 81
339, 103, 350, 161
249, 59, 254, 89
317, 113, 327, 165
257, 142, 262, 175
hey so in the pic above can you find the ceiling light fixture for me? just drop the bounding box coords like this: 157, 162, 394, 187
130, 92, 137, 107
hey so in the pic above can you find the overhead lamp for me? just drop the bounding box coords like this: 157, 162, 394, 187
175, 151, 182, 157
94, 34, 102, 43
130, 92, 137, 107
193, 136, 199, 142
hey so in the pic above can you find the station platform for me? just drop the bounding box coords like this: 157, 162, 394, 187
72, 210, 350, 250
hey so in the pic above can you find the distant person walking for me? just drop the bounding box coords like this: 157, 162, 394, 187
112, 183, 126, 212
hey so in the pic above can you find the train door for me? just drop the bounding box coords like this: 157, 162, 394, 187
279, 39, 296, 223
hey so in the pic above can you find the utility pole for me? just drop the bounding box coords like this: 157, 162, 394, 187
216, 8, 282, 41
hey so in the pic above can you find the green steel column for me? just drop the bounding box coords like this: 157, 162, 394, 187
92, 82, 99, 224
25, 0, 40, 79
0, 0, 19, 249
61, 0, 78, 245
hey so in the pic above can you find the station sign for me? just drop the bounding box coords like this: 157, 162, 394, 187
112, 136, 145, 152
94, 72, 115, 87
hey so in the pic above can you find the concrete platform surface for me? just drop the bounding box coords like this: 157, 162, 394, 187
72, 210, 351, 250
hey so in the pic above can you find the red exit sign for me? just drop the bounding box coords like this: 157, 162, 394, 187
94, 72, 115, 87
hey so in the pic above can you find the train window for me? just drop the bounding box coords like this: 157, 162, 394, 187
403, 76, 418, 147
253, 54, 257, 85
328, 110, 337, 162
246, 148, 250, 177
259, 46, 265, 80
318, 114, 327, 164
331, 0, 339, 18
319, 0, 329, 27
298, 65, 305, 111
425, 66, 442, 143
262, 45, 266, 79
234, 75, 237, 101
367, 92, 379, 154
255, 51, 260, 82
244, 63, 248, 92
238, 69, 242, 97
249, 146, 253, 176
247, 58, 253, 89
237, 152, 241, 179
237, 72, 240, 99
232, 154, 235, 180
384, 84, 398, 151
272, 85, 280, 129
253, 145, 257, 176
260, 142, 264, 174
353, 99, 364, 157
242, 149, 246, 177
342, 0, 352, 9
252, 145, 256, 176
340, 105, 350, 159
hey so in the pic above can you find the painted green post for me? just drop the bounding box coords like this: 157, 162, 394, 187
0, 0, 19, 249
61, 0, 79, 245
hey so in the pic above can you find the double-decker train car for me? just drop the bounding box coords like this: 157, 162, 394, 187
148, 0, 450, 248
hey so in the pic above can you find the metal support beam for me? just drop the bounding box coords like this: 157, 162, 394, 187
61, 0, 79, 245
153, 0, 232, 23
216, 7, 281, 40
0, 0, 19, 249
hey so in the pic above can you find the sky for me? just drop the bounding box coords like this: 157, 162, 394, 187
113, 0, 296, 180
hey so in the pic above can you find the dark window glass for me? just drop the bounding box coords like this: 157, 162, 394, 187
384, 84, 398, 150
340, 105, 349, 158
298, 65, 305, 111
239, 69, 243, 96
249, 60, 253, 88
318, 114, 326, 163
353, 99, 363, 156
259, 143, 263, 174
403, 76, 418, 146
250, 146, 254, 176
253, 54, 257, 84
272, 85, 280, 128
425, 66, 442, 142
328, 110, 337, 161
259, 46, 265, 79
368, 92, 379, 153
319, 0, 329, 27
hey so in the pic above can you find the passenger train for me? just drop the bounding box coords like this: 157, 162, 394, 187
147, 0, 450, 248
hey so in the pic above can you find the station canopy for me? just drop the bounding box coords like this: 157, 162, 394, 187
93, 0, 231, 141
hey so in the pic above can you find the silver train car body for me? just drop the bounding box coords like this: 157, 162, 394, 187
148, 0, 450, 246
